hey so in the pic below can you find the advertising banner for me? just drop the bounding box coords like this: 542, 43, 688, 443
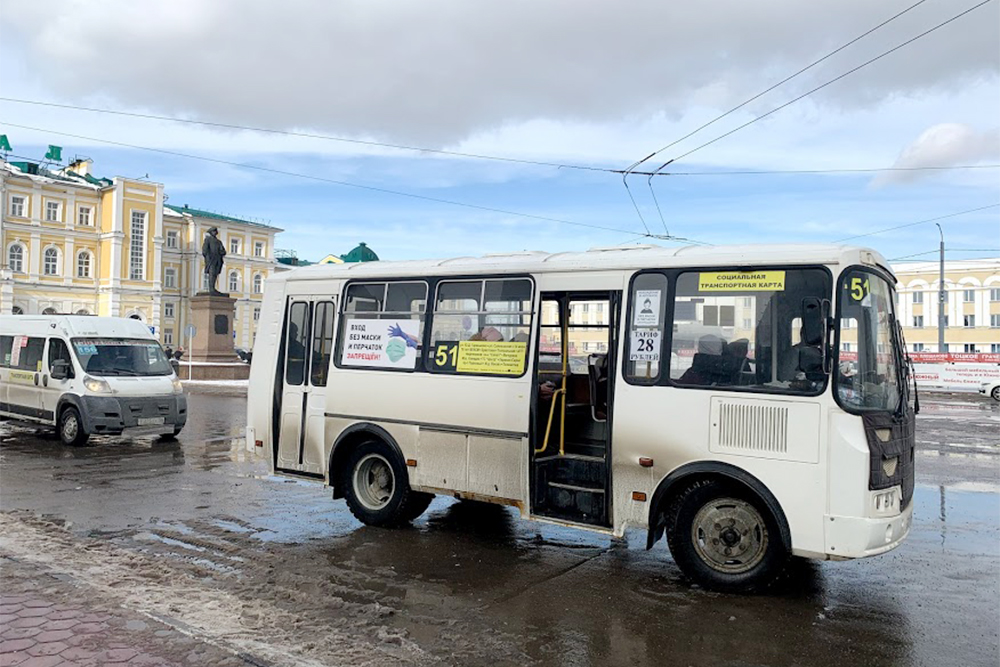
340, 319, 420, 369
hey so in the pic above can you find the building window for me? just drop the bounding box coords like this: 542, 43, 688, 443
253, 307, 260, 322
992, 344, 1000, 353
45, 201, 61, 222
912, 315, 923, 328
254, 241, 264, 258
166, 230, 178, 249
230, 238, 241, 255
912, 343, 924, 352
912, 291, 923, 304
842, 342, 851, 352
11, 305, 23, 315
10, 195, 26, 217
7, 244, 25, 273
942, 315, 949, 327
75, 309, 90, 315
129, 211, 146, 280
164, 267, 176, 289
992, 314, 1000, 328
743, 318, 752, 329
964, 315, 975, 328
252, 273, 262, 294
202, 272, 210, 291
76, 251, 91, 278
963, 289, 975, 303
990, 288, 1000, 302
164, 328, 174, 345
164, 302, 175, 319
78, 206, 92, 226
963, 344, 977, 353
43, 247, 59, 276
229, 271, 240, 293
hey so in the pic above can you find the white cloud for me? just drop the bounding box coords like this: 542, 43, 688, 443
874, 123, 1000, 186
2, 0, 997, 146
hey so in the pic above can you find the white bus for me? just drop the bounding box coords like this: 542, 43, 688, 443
247, 243, 915, 592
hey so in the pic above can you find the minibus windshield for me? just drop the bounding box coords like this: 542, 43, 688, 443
72, 338, 174, 376
836, 270, 902, 413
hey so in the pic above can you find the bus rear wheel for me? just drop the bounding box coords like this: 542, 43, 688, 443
666, 479, 787, 594
343, 440, 432, 527
58, 406, 90, 447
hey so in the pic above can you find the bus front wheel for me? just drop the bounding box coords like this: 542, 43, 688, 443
666, 479, 787, 593
343, 440, 432, 527
58, 406, 90, 447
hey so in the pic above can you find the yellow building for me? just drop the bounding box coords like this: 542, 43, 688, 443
893, 259, 1000, 354
1, 158, 282, 349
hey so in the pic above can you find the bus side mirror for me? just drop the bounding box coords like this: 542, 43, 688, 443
801, 297, 824, 346
51, 359, 70, 380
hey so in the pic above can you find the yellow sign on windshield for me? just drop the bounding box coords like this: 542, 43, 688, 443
456, 341, 527, 375
699, 271, 786, 292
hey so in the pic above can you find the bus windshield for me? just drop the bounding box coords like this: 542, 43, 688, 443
72, 338, 174, 376
836, 270, 901, 412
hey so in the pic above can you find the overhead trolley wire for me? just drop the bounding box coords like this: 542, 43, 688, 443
625, 0, 935, 176
646, 0, 996, 172
0, 120, 714, 244
2, 97, 994, 179
834, 203, 1000, 242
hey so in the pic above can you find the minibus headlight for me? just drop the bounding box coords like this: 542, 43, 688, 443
83, 375, 112, 394
171, 377, 184, 394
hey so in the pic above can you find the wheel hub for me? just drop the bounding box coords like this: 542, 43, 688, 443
691, 497, 768, 574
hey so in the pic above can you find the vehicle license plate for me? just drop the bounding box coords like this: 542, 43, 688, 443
138, 417, 165, 426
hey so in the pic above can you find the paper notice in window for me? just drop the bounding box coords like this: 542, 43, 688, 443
699, 271, 785, 292
633, 290, 661, 327
629, 329, 661, 362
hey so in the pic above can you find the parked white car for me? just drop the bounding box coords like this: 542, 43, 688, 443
979, 380, 1000, 402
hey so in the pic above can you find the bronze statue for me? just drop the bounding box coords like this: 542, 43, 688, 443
202, 227, 227, 295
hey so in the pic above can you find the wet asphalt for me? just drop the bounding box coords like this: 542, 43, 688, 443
0, 390, 997, 667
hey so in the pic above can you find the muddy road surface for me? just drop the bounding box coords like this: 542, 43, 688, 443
1, 391, 997, 666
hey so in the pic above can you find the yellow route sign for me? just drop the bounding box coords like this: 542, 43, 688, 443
456, 341, 527, 375
699, 271, 785, 292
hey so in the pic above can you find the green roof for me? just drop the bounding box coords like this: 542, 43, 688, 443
341, 242, 379, 263
165, 204, 280, 230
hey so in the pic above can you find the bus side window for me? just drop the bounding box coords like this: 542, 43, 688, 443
310, 302, 335, 386
285, 302, 310, 386
0, 335, 12, 367
625, 273, 668, 384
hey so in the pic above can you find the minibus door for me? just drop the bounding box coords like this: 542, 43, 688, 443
276, 297, 336, 475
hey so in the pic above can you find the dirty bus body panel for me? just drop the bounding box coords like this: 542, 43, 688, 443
247, 244, 914, 593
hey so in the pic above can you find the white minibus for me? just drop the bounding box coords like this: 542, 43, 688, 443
0, 315, 187, 446
247, 243, 915, 592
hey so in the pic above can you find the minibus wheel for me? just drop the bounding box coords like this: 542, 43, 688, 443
344, 440, 431, 527
666, 479, 787, 593
58, 406, 90, 447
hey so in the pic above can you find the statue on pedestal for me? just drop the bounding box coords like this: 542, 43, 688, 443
201, 227, 227, 296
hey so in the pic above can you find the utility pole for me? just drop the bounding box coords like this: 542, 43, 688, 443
936, 223, 945, 353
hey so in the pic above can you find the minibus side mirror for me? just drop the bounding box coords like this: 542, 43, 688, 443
50, 359, 70, 381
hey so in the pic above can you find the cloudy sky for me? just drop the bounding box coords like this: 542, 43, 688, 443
1, 0, 998, 263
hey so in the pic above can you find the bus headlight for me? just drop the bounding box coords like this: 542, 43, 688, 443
171, 377, 184, 394
83, 375, 112, 394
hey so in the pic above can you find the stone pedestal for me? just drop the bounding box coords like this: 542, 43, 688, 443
189, 294, 240, 363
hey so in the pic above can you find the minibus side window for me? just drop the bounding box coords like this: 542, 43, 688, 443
0, 335, 12, 367
285, 302, 310, 386
624, 273, 668, 384
339, 281, 427, 371
427, 278, 533, 376
310, 302, 335, 386
47, 339, 75, 378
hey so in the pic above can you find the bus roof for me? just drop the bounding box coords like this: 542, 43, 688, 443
272, 243, 889, 284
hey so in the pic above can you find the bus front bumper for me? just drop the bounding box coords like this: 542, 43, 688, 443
823, 502, 913, 560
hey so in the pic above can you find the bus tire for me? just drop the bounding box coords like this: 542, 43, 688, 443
58, 406, 90, 447
666, 479, 787, 594
343, 440, 423, 527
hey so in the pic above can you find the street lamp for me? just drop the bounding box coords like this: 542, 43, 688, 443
936, 223, 945, 353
